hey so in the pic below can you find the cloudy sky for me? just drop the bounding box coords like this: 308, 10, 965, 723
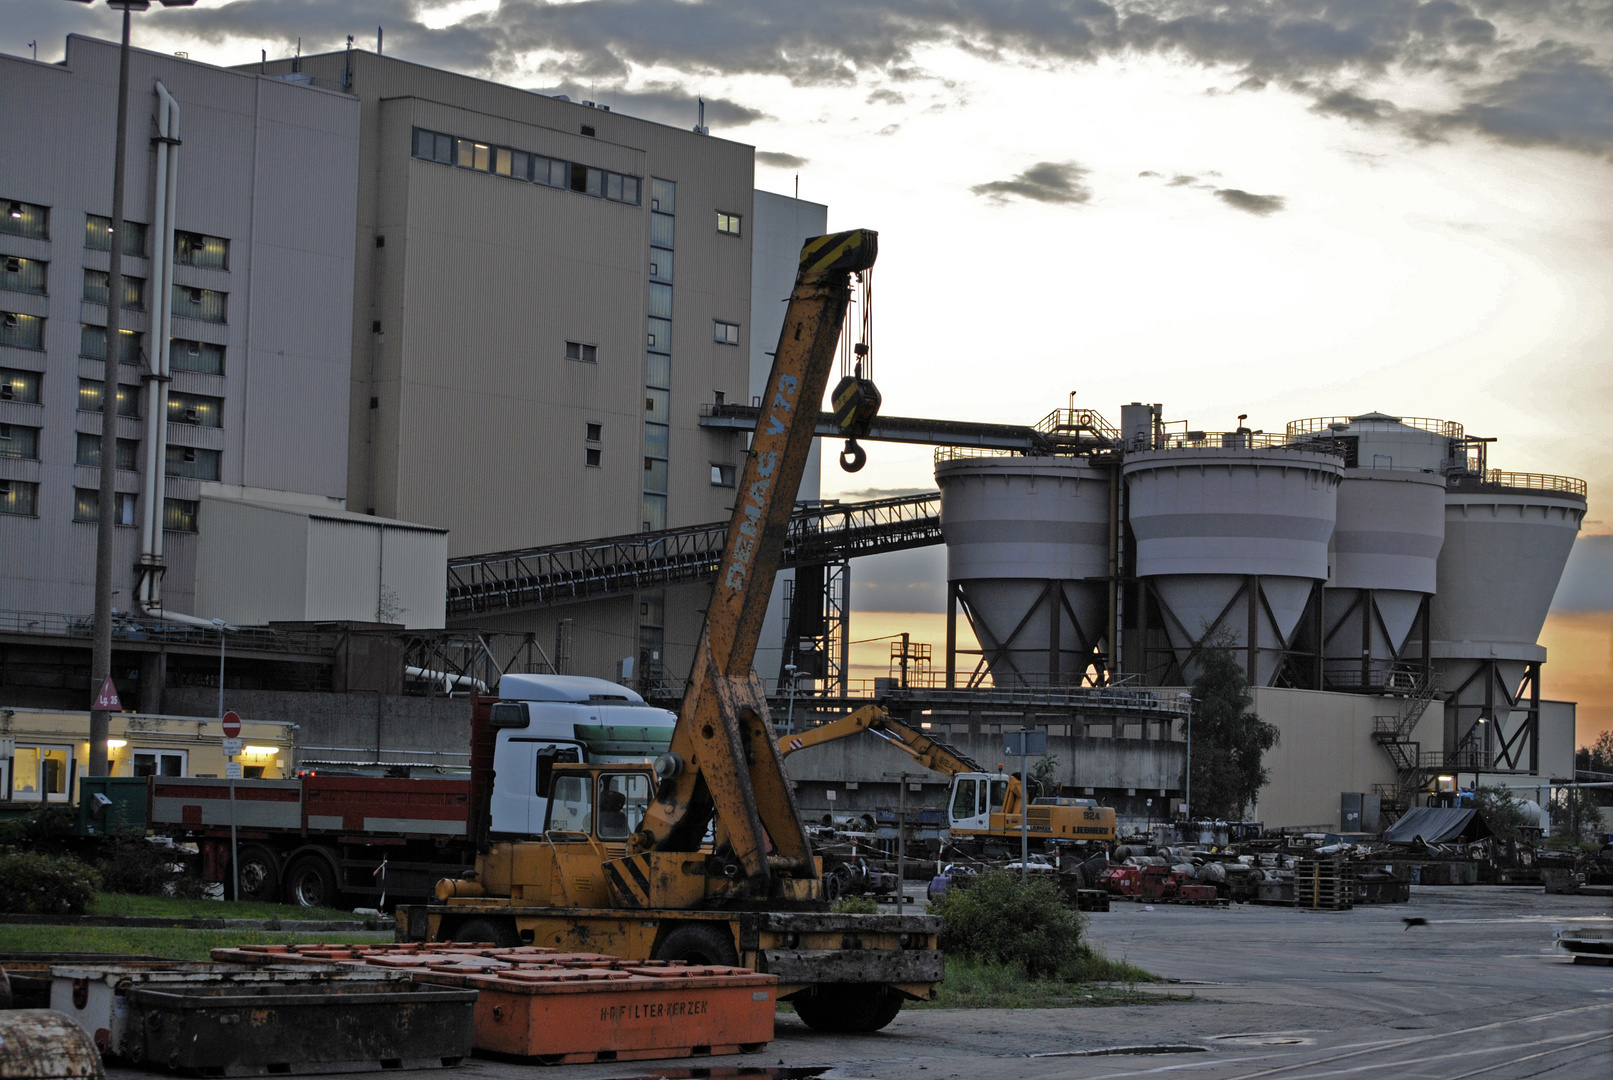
10, 0, 1610, 738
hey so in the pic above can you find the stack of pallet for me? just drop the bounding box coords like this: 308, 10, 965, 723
1295, 856, 1355, 911
214, 943, 776, 1065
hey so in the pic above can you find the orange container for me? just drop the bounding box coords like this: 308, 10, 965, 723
212, 944, 777, 1064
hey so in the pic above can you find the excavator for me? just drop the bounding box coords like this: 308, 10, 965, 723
781, 707, 1117, 855
398, 229, 943, 1033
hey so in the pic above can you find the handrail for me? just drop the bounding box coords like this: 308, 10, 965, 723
1479, 470, 1587, 496
1126, 432, 1345, 454
1286, 415, 1464, 439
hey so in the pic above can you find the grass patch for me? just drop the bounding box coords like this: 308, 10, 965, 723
0, 925, 390, 962
87, 893, 363, 922
910, 952, 1178, 1010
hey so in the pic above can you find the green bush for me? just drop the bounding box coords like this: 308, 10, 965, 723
0, 806, 81, 854
930, 870, 1083, 978
831, 895, 878, 914
0, 851, 102, 915
96, 839, 208, 898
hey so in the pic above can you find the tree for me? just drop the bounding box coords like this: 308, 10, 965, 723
1030, 753, 1061, 799
1550, 786, 1605, 846
1183, 644, 1279, 820
1576, 731, 1613, 776
1471, 784, 1526, 842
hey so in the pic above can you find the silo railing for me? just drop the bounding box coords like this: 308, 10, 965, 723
1479, 470, 1588, 497
1285, 416, 1464, 439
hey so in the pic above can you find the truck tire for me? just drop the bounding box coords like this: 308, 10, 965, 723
234, 845, 281, 903
793, 983, 905, 1032
283, 854, 339, 909
452, 919, 520, 947
654, 923, 739, 967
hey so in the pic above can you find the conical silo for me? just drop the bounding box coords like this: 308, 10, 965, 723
935, 454, 1112, 686
1430, 472, 1586, 762
1123, 441, 1344, 686
1286, 415, 1458, 691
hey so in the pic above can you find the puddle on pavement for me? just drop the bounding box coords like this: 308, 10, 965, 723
1029, 1045, 1208, 1058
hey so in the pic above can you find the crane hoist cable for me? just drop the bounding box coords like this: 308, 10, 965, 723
831, 269, 880, 471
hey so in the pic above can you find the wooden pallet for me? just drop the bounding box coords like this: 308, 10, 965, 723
1295, 858, 1355, 911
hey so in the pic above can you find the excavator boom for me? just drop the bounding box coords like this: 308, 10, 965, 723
631, 230, 879, 890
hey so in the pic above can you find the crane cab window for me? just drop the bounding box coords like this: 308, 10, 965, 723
597, 772, 651, 839
951, 779, 977, 820
547, 774, 592, 834
989, 779, 1010, 813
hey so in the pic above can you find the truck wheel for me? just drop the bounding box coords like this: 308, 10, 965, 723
452, 919, 520, 947
654, 923, 739, 967
793, 984, 905, 1032
283, 855, 339, 909
234, 845, 280, 903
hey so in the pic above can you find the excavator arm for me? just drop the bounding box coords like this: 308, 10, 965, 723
629, 230, 878, 893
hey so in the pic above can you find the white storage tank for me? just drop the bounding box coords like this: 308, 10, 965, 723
1430, 471, 1586, 758
935, 453, 1112, 686
1323, 468, 1447, 689
1123, 441, 1344, 686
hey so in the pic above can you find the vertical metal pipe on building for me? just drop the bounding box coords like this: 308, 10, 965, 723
945, 583, 957, 690
89, 6, 136, 779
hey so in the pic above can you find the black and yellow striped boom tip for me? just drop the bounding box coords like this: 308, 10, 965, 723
798, 229, 878, 275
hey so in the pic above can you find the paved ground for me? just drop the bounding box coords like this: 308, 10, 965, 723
104, 885, 1613, 1080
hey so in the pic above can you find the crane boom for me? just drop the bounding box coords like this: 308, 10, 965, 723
781, 705, 987, 778
630, 230, 879, 893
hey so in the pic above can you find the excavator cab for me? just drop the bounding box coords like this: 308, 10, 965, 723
543, 763, 656, 848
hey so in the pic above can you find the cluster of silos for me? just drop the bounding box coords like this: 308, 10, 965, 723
1121, 406, 1345, 687
934, 454, 1110, 686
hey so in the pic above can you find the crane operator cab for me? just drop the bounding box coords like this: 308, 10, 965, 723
544, 765, 655, 849
948, 774, 1011, 834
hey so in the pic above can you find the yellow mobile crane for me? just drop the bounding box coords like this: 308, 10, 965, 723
782, 707, 1117, 853
400, 230, 943, 1033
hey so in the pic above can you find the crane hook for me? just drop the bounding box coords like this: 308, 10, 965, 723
839, 438, 867, 472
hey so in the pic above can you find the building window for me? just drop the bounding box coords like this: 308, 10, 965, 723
78, 379, 140, 417
174, 231, 229, 270
586, 422, 602, 441
645, 353, 670, 390
710, 463, 737, 487
165, 444, 220, 480
717, 212, 742, 236
650, 212, 674, 248
74, 487, 137, 526
646, 317, 671, 351
0, 311, 43, 350
0, 423, 39, 461
1, 367, 41, 403
76, 432, 140, 471
85, 214, 147, 256
83, 269, 144, 309
457, 138, 492, 171
132, 750, 185, 777
643, 457, 668, 493
565, 340, 598, 363
168, 390, 222, 427
172, 285, 226, 323
643, 422, 668, 458
650, 178, 675, 214
713, 320, 740, 345
80, 324, 143, 365
648, 282, 673, 319
163, 497, 198, 532
413, 128, 454, 163
585, 447, 602, 468
641, 492, 666, 532
0, 479, 38, 516
170, 337, 224, 375
0, 255, 46, 295
2, 200, 48, 241
648, 247, 673, 283
644, 387, 669, 423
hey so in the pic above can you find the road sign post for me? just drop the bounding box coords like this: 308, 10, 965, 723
1004, 729, 1047, 882
222, 710, 241, 901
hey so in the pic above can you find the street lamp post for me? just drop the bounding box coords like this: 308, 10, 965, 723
1178, 692, 1193, 825
783, 663, 799, 734
69, 0, 197, 778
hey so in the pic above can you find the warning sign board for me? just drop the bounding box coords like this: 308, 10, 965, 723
93, 676, 122, 712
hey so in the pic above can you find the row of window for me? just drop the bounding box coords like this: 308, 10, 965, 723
0, 425, 219, 478
411, 129, 643, 205
1, 295, 227, 354
4, 368, 224, 414
0, 480, 199, 530
2, 201, 230, 267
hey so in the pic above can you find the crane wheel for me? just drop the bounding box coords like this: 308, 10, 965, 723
451, 918, 520, 947
654, 923, 739, 967
793, 983, 905, 1032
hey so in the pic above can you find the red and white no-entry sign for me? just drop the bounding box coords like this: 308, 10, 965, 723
221, 710, 241, 739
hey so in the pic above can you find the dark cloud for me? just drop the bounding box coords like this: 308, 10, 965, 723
24, 0, 1609, 159
866, 88, 906, 105
756, 150, 808, 168
1167, 173, 1199, 186
972, 160, 1092, 205
1214, 187, 1287, 214
1138, 169, 1161, 176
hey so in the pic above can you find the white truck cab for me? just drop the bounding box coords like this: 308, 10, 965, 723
486, 674, 676, 836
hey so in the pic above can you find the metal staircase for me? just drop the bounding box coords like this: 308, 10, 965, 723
1371, 672, 1441, 822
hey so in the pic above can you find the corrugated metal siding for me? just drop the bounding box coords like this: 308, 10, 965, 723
193, 498, 309, 624
379, 523, 448, 629
305, 516, 382, 622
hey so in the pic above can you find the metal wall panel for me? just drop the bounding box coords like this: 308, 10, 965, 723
305, 515, 382, 622
378, 522, 448, 629
193, 497, 310, 624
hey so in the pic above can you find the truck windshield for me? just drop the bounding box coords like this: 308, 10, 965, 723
598, 773, 651, 839
548, 775, 592, 833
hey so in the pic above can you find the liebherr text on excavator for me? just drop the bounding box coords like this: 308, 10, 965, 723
399, 230, 944, 1033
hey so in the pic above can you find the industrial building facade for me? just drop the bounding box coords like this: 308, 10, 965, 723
0, 37, 361, 701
